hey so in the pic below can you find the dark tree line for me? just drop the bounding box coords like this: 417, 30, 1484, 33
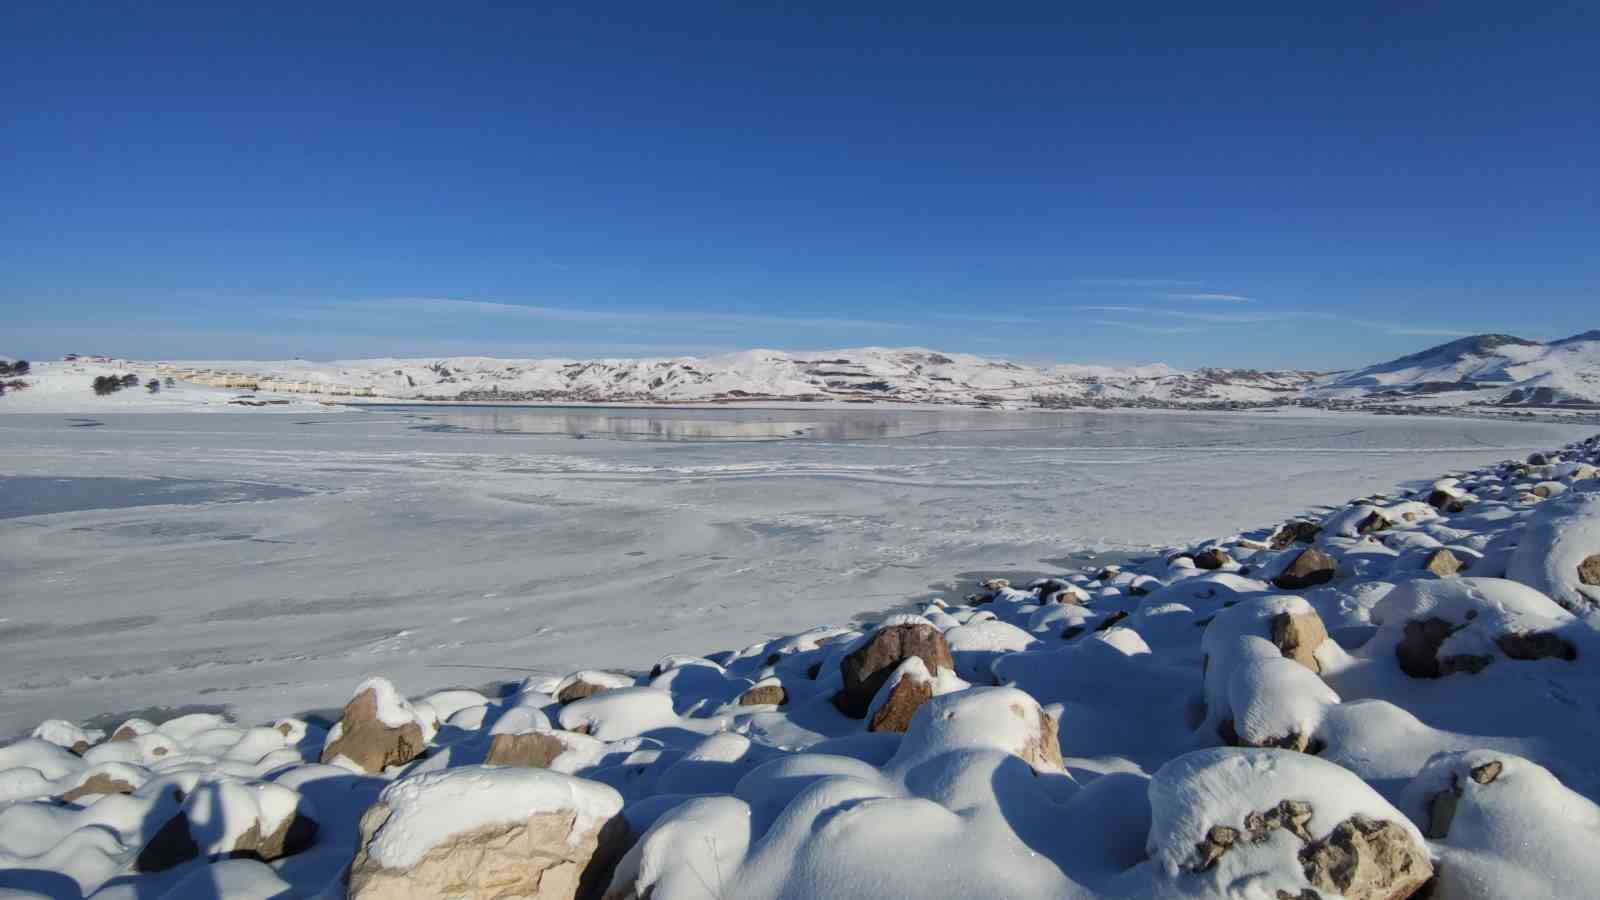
92, 373, 143, 395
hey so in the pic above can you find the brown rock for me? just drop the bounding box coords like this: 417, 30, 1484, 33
485, 731, 567, 768
737, 682, 788, 706
1300, 815, 1434, 900
1270, 521, 1322, 550
1422, 548, 1464, 577
1271, 611, 1328, 674
1470, 760, 1504, 784
1193, 824, 1239, 871
1425, 489, 1456, 510
835, 623, 953, 718
349, 803, 628, 900
1356, 511, 1391, 535
1195, 548, 1233, 570
1275, 548, 1338, 590
1579, 553, 1600, 587
557, 679, 611, 705
111, 725, 140, 742
1095, 610, 1130, 631
320, 688, 425, 773
1495, 631, 1577, 662
867, 670, 933, 733
59, 772, 135, 803
1396, 617, 1493, 679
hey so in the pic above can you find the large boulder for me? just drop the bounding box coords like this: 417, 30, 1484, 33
1147, 748, 1432, 900
1506, 493, 1600, 615
135, 780, 318, 872
866, 658, 935, 733
835, 616, 954, 718
349, 766, 628, 900
1274, 548, 1338, 590
321, 678, 428, 773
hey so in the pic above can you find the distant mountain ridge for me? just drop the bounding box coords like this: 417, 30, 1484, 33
1310, 329, 1600, 407
104, 330, 1600, 410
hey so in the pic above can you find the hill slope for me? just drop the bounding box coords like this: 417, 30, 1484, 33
1312, 331, 1600, 407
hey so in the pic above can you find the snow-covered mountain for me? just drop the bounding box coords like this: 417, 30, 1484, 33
1310, 330, 1600, 407
151, 348, 1320, 407
14, 332, 1596, 411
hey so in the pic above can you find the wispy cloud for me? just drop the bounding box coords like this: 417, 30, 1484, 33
1070, 304, 1283, 325
1164, 292, 1256, 303
288, 297, 910, 332
1090, 319, 1205, 336
1384, 327, 1480, 338
1075, 277, 1202, 288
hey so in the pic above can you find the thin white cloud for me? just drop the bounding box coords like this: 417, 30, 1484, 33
295, 297, 910, 332
1070, 305, 1283, 324
1090, 319, 1205, 336
1164, 292, 1256, 303
1384, 327, 1480, 338
1075, 277, 1202, 288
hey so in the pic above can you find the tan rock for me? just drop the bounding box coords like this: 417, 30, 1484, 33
1423, 548, 1464, 577
485, 731, 568, 768
1579, 553, 1600, 587
59, 772, 135, 803
348, 803, 627, 900
1300, 815, 1433, 900
737, 682, 787, 706
557, 679, 610, 705
1274, 548, 1338, 590
835, 622, 953, 718
1470, 760, 1503, 784
1011, 701, 1064, 772
321, 687, 425, 773
1194, 548, 1233, 570
1271, 611, 1328, 674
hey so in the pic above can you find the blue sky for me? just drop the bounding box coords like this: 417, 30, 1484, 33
3, 3, 1596, 369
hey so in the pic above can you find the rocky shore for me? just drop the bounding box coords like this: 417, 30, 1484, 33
3, 434, 1599, 899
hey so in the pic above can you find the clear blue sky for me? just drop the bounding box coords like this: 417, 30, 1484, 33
3, 2, 1596, 369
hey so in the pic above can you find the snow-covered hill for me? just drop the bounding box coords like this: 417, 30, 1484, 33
5, 333, 1597, 413
124, 348, 1322, 408
1311, 331, 1600, 407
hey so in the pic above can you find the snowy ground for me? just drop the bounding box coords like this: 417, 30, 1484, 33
0, 406, 1590, 736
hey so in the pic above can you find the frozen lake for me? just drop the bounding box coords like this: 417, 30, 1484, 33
0, 406, 1591, 735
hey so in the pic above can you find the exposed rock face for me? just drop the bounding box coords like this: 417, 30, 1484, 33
1396, 617, 1493, 678
58, 772, 135, 803
1012, 701, 1064, 772
835, 622, 953, 718
867, 671, 934, 733
737, 682, 787, 706
135, 808, 317, 873
1580, 553, 1600, 587
1495, 631, 1577, 661
1470, 760, 1504, 784
1270, 520, 1322, 550
1271, 611, 1328, 674
348, 804, 627, 900
1423, 548, 1464, 576
1300, 815, 1434, 900
557, 678, 612, 705
485, 731, 567, 769
1274, 548, 1338, 590
1194, 548, 1233, 570
321, 687, 425, 773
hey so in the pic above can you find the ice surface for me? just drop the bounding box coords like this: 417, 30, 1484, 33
0, 407, 1590, 735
